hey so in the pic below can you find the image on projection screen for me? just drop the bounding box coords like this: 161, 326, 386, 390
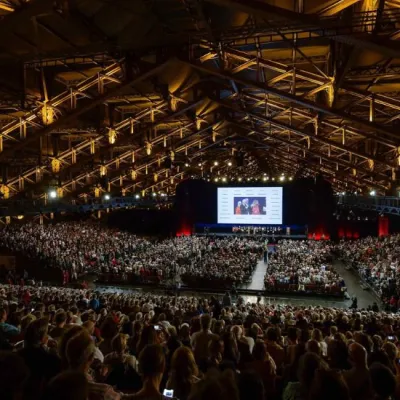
217, 187, 283, 224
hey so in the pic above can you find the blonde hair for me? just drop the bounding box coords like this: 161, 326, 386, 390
111, 333, 128, 354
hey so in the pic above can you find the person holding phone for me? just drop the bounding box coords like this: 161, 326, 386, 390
166, 347, 200, 400
130, 344, 172, 400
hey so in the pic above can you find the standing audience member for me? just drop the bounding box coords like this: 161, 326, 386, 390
166, 346, 200, 400
191, 315, 218, 365
342, 343, 373, 400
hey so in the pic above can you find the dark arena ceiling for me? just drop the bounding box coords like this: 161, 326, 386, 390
0, 0, 400, 202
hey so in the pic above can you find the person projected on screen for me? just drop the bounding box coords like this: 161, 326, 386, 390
251, 200, 260, 215
241, 198, 250, 214
235, 201, 242, 215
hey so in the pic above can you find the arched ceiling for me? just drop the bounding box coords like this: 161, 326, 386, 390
0, 0, 399, 202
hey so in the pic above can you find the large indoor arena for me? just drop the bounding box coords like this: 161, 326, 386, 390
0, 1, 400, 399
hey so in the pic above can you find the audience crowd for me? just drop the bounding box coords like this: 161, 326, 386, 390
336, 235, 400, 307
0, 223, 263, 286
264, 240, 345, 294
0, 283, 399, 400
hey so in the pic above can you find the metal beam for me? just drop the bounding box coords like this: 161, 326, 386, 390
204, 0, 400, 58
185, 59, 400, 145
8, 97, 206, 198
308, 0, 362, 16
232, 124, 387, 190
0, 61, 169, 161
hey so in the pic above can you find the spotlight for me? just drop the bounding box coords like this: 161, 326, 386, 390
279, 176, 285, 182
185, 163, 189, 167
262, 177, 267, 182
152, 192, 157, 197
272, 177, 275, 181
49, 190, 57, 199
214, 177, 219, 182
198, 163, 202, 167
17, 215, 24, 220
214, 161, 219, 166
104, 194, 111, 201
222, 177, 227, 182
238, 177, 242, 182
228, 161, 232, 166
370, 190, 376, 196
135, 194, 140, 199
289, 177, 293, 181
341, 192, 346, 196
247, 178, 251, 181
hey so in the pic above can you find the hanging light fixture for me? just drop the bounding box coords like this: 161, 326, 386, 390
41, 103, 55, 125
108, 128, 117, 144
146, 142, 152, 155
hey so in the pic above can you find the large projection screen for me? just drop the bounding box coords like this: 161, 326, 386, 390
217, 187, 283, 224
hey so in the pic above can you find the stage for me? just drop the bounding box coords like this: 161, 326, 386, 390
195, 233, 307, 239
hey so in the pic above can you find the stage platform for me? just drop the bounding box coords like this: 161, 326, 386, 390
195, 233, 307, 239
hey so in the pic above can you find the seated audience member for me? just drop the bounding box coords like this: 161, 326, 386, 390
327, 339, 351, 370
306, 340, 321, 356
282, 343, 306, 387
309, 368, 351, 400
188, 369, 239, 400
221, 331, 239, 366
265, 327, 285, 372
369, 362, 397, 400
105, 333, 141, 392
136, 325, 159, 356
99, 317, 119, 356
0, 307, 20, 339
42, 371, 89, 400
0, 351, 29, 400
231, 325, 252, 366
245, 341, 276, 396
237, 371, 265, 400
283, 353, 328, 400
18, 318, 61, 400
311, 328, 327, 357
49, 311, 67, 342
207, 338, 224, 369
65, 330, 122, 399
166, 346, 200, 400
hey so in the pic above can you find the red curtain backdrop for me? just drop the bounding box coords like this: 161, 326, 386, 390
337, 222, 360, 239
378, 216, 389, 237
307, 226, 330, 240
176, 220, 192, 236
